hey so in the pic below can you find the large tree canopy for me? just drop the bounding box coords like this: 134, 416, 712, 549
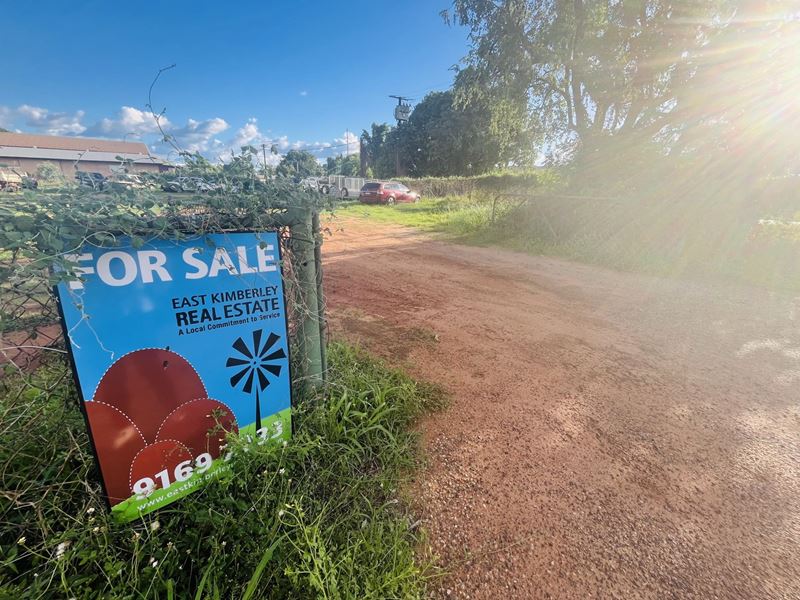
449, 1, 732, 155
400, 90, 536, 176
360, 90, 537, 178
449, 0, 800, 177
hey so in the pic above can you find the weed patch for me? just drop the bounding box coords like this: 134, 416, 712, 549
0, 343, 445, 598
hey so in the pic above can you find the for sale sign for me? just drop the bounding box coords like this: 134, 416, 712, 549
56, 232, 292, 522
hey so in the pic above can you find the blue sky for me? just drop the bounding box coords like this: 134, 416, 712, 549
1, 1, 468, 163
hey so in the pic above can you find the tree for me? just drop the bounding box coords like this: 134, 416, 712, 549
36, 162, 64, 183
360, 90, 536, 178
276, 150, 321, 179
325, 154, 360, 176
221, 146, 269, 188
665, 1, 800, 178
448, 0, 732, 159
359, 123, 393, 177
400, 90, 536, 176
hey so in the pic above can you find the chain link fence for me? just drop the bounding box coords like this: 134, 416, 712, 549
0, 189, 326, 395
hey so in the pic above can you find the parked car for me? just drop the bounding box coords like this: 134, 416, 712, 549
162, 176, 218, 193
75, 171, 108, 190
358, 181, 420, 205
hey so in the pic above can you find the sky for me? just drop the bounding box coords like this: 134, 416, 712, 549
1, 1, 469, 164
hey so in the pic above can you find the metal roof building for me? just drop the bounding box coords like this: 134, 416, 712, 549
0, 132, 170, 177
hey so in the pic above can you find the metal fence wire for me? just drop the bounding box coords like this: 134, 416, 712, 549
0, 199, 326, 395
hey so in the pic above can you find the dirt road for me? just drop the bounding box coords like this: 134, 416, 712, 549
322, 217, 800, 600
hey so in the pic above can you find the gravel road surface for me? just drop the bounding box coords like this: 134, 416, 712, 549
323, 217, 800, 599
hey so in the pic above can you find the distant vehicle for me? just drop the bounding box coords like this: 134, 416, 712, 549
302, 175, 366, 198
358, 181, 420, 205
0, 168, 23, 192
162, 176, 218, 193
75, 171, 108, 190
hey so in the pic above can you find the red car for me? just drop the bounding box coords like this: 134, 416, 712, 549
358, 181, 421, 205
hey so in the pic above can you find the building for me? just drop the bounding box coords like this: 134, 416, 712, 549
0, 132, 170, 177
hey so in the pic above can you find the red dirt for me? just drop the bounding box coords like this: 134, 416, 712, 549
323, 217, 800, 600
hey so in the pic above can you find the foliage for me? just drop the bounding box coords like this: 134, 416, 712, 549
325, 154, 360, 177
35, 162, 64, 183
0, 343, 445, 598
402, 91, 536, 176
360, 89, 537, 178
448, 0, 734, 158
277, 150, 322, 179
0, 184, 321, 327
359, 124, 394, 179
347, 173, 800, 293
221, 145, 274, 184
397, 169, 557, 198
448, 0, 800, 182
666, 3, 800, 177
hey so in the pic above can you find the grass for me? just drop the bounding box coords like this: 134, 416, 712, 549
340, 192, 800, 293
0, 342, 446, 599
338, 197, 497, 238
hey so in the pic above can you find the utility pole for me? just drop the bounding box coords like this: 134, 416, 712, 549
359, 136, 367, 178
389, 96, 412, 177
261, 143, 268, 178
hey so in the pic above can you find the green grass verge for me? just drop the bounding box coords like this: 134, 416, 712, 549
340, 194, 800, 293
338, 197, 497, 238
0, 343, 446, 599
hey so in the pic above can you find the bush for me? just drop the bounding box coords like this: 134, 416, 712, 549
35, 162, 64, 183
397, 169, 558, 198
0, 343, 445, 598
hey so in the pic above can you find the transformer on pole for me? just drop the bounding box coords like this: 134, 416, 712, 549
389, 95, 412, 124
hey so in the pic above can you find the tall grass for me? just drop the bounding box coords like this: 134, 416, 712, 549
343, 183, 800, 293
0, 343, 445, 599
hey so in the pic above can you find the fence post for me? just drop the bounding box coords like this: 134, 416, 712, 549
312, 210, 328, 383
288, 208, 324, 394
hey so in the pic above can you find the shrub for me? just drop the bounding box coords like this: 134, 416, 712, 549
35, 162, 64, 183
397, 169, 558, 198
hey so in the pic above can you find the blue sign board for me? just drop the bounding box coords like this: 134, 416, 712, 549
56, 231, 291, 521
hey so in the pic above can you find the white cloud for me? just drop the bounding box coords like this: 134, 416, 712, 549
85, 106, 171, 138
208, 118, 283, 166
15, 104, 86, 135
0, 103, 360, 166
170, 117, 229, 153
334, 130, 360, 155
299, 91, 308, 97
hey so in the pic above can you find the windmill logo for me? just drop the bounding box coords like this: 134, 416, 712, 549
226, 329, 286, 430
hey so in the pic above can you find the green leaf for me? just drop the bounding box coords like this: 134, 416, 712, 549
241, 538, 281, 600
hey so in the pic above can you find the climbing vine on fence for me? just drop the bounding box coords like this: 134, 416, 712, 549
0, 167, 326, 379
